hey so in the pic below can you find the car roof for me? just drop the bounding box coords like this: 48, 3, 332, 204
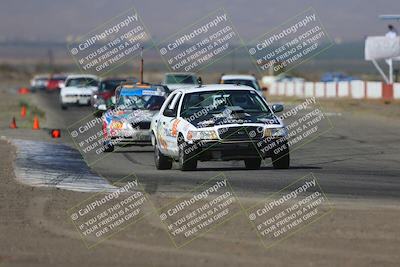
221, 74, 256, 81
120, 85, 168, 96
100, 77, 128, 82
51, 74, 67, 79
119, 83, 169, 92
33, 74, 50, 79
175, 84, 257, 94
164, 72, 196, 76
66, 74, 99, 80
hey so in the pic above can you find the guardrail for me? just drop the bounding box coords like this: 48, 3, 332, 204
268, 81, 400, 100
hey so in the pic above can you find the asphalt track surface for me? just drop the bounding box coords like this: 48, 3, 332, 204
36, 92, 400, 201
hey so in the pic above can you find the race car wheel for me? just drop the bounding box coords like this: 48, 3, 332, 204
244, 158, 262, 170
94, 110, 103, 118
271, 143, 290, 169
178, 136, 197, 171
103, 142, 114, 153
154, 144, 172, 170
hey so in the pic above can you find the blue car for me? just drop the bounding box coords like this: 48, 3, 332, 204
320, 72, 357, 82
102, 83, 169, 152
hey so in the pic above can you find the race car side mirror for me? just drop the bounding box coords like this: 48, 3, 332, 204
163, 109, 175, 117
271, 104, 283, 113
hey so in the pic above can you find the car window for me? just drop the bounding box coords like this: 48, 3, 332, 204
171, 93, 182, 116
163, 93, 181, 117
66, 78, 98, 87
99, 80, 126, 92
166, 75, 195, 84
117, 95, 166, 111
253, 80, 261, 91
180, 90, 271, 118
162, 93, 177, 116
223, 79, 260, 90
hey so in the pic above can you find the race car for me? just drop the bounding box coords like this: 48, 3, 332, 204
46, 74, 67, 92
60, 74, 99, 109
150, 84, 289, 171
102, 83, 169, 152
162, 72, 198, 91
220, 74, 262, 91
91, 77, 128, 115
30, 74, 49, 92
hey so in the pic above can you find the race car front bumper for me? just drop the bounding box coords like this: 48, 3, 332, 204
61, 95, 92, 105
107, 129, 152, 146
190, 137, 287, 161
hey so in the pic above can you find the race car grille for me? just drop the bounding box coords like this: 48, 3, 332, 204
131, 121, 151, 130
218, 126, 263, 141
66, 94, 91, 97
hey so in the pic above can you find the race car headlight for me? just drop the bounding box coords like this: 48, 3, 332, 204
110, 121, 126, 130
187, 130, 218, 141
264, 127, 287, 137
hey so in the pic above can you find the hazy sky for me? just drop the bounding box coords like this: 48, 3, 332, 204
0, 0, 399, 42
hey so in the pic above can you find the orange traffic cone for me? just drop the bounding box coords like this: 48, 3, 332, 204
18, 87, 30, 94
21, 105, 27, 118
9, 117, 17, 128
32, 115, 40, 130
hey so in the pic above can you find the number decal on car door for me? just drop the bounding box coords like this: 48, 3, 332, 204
171, 119, 180, 137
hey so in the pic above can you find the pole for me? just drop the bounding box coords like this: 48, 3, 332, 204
140, 47, 144, 84
372, 59, 390, 83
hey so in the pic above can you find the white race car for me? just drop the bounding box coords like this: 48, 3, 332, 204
162, 72, 198, 91
150, 84, 289, 171
220, 74, 262, 91
60, 74, 99, 109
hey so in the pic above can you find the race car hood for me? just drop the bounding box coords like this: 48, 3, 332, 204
60, 86, 97, 96
183, 110, 282, 128
104, 109, 157, 124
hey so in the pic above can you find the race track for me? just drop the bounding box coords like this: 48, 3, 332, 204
35, 91, 400, 201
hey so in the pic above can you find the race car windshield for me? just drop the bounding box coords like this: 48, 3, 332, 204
223, 79, 261, 90
66, 78, 98, 87
117, 95, 165, 111
165, 75, 195, 84
99, 80, 126, 92
180, 90, 271, 117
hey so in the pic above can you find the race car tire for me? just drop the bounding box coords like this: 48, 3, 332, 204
103, 142, 114, 153
94, 110, 103, 118
244, 158, 262, 170
271, 143, 290, 169
178, 137, 197, 171
154, 144, 172, 170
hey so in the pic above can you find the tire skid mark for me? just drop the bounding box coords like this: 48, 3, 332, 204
8, 138, 117, 192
